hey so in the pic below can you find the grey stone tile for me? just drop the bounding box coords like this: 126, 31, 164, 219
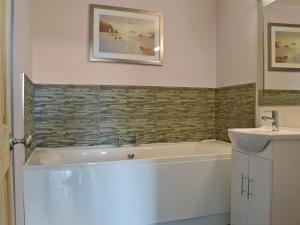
32, 83, 256, 148
215, 83, 256, 142
34, 85, 217, 147
24, 75, 36, 159
259, 89, 300, 106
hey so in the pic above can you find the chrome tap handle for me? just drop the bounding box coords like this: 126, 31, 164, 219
265, 110, 278, 119
264, 110, 279, 131
135, 133, 140, 146
117, 134, 123, 147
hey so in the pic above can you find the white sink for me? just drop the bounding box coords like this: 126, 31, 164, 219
228, 127, 300, 153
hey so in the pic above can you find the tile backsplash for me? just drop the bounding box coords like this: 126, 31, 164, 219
259, 89, 300, 106
35, 85, 216, 147
215, 83, 256, 142
24, 75, 36, 158
24, 80, 256, 149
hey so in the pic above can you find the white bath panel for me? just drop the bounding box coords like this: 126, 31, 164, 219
23, 141, 231, 225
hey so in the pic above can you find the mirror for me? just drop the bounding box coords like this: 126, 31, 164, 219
258, 0, 300, 105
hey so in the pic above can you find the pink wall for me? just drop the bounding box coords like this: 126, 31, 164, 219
216, 0, 258, 87
14, 0, 32, 79
30, 0, 217, 87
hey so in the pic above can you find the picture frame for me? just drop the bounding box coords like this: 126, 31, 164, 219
89, 4, 164, 65
268, 23, 300, 72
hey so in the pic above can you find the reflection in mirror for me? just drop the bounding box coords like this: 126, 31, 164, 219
259, 0, 300, 105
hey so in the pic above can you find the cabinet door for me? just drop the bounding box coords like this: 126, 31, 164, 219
231, 150, 249, 225
248, 156, 272, 225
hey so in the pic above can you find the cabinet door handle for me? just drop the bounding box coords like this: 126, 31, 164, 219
247, 178, 253, 199
241, 173, 247, 196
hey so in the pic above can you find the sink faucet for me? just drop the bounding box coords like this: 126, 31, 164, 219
261, 110, 279, 131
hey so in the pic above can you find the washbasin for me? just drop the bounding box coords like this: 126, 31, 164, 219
228, 127, 300, 153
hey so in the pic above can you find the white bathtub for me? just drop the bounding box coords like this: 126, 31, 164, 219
23, 140, 231, 225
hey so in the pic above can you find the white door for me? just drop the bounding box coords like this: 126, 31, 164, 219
248, 156, 272, 225
230, 150, 249, 225
0, 0, 14, 225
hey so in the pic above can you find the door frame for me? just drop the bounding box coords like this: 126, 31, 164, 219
11, 0, 31, 223
1, 0, 15, 224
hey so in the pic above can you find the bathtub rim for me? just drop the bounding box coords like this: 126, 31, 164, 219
24, 153, 232, 171
24, 140, 232, 171
31, 139, 230, 152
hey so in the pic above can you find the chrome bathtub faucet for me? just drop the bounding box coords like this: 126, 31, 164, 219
134, 133, 140, 146
117, 134, 140, 147
117, 135, 123, 147
261, 110, 279, 131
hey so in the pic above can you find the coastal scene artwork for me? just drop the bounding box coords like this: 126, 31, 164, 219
90, 4, 163, 65
269, 23, 300, 71
100, 15, 156, 55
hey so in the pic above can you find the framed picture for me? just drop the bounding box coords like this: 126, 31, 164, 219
268, 23, 300, 71
89, 4, 163, 65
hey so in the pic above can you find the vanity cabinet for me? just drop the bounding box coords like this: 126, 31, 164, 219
230, 139, 300, 225
231, 151, 249, 225
231, 150, 272, 225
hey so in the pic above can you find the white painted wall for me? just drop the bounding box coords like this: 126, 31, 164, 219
29, 0, 217, 88
216, 0, 258, 87
13, 0, 33, 225
264, 2, 300, 90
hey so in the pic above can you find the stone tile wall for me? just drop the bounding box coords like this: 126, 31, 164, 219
24, 75, 36, 158
215, 83, 256, 142
24, 82, 256, 149
35, 85, 216, 147
259, 89, 300, 106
